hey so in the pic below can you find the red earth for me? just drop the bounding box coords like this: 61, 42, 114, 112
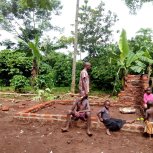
38, 103, 142, 121
0, 94, 153, 153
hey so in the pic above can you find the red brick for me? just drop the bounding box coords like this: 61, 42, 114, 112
91, 122, 98, 128
2, 106, 9, 111
118, 74, 149, 105
129, 125, 136, 130
61, 115, 67, 120
51, 115, 59, 119
91, 117, 98, 122
29, 113, 37, 117
136, 125, 144, 131
22, 113, 30, 117
122, 124, 130, 129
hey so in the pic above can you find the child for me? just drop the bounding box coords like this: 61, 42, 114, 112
144, 101, 153, 138
97, 100, 134, 136
143, 87, 153, 109
61, 96, 92, 136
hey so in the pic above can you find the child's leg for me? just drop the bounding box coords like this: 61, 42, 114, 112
106, 128, 111, 136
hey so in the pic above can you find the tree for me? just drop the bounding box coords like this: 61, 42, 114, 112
71, 0, 80, 93
0, 0, 62, 41
88, 44, 119, 91
123, 0, 153, 13
41, 36, 74, 55
19, 35, 42, 86
129, 28, 153, 81
78, 0, 118, 57
113, 29, 153, 93
129, 28, 153, 54
0, 49, 32, 86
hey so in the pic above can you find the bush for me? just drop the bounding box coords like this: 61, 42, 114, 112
10, 75, 30, 92
35, 72, 55, 89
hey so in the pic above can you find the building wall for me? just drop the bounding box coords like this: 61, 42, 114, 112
118, 75, 149, 105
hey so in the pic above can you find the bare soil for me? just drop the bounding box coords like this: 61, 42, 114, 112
38, 104, 142, 121
0, 94, 152, 153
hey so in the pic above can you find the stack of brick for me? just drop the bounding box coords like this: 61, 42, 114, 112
118, 75, 149, 105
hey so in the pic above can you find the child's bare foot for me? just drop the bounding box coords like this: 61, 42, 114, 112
106, 129, 111, 136
61, 127, 69, 132
87, 130, 93, 137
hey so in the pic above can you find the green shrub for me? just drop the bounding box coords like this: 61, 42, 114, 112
35, 72, 55, 89
33, 88, 54, 102
10, 75, 30, 92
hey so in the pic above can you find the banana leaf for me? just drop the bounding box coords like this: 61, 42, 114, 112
119, 29, 129, 63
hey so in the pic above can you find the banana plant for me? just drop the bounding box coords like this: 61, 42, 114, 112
28, 35, 42, 78
113, 29, 153, 94
18, 35, 42, 85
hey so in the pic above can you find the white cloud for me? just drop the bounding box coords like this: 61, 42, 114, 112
1, 0, 153, 57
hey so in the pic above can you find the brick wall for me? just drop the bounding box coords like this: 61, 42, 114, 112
118, 75, 149, 105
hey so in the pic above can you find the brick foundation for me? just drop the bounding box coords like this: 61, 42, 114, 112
118, 75, 149, 105
14, 100, 144, 133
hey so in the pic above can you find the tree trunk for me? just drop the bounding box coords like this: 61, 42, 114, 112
31, 59, 38, 86
71, 0, 79, 93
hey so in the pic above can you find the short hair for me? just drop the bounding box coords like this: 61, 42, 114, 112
145, 87, 152, 92
104, 100, 110, 105
84, 62, 91, 67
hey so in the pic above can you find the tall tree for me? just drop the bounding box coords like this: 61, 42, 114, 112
129, 28, 153, 54
71, 0, 80, 93
0, 0, 62, 41
78, 0, 118, 57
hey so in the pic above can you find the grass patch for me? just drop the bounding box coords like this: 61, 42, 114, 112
51, 87, 70, 95
0, 86, 14, 92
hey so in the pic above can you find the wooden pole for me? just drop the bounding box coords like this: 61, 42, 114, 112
71, 0, 80, 93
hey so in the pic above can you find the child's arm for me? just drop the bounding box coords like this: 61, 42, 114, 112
70, 100, 78, 111
97, 110, 103, 122
78, 101, 91, 113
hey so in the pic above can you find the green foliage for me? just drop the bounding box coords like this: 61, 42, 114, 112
44, 51, 73, 87
28, 35, 41, 62
0, 50, 32, 86
113, 29, 153, 94
119, 29, 129, 64
0, 0, 62, 42
10, 75, 30, 92
117, 29, 153, 75
123, 0, 153, 14
33, 88, 54, 102
88, 45, 120, 92
78, 0, 118, 57
35, 73, 55, 89
20, 0, 61, 11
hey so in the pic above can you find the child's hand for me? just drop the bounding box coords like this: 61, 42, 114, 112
75, 111, 80, 117
80, 96, 84, 100
100, 118, 103, 122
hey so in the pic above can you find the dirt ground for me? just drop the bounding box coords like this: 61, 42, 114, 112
0, 94, 153, 153
38, 104, 142, 121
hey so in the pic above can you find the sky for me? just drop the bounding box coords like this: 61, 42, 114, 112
1, 0, 153, 51
51, 0, 153, 40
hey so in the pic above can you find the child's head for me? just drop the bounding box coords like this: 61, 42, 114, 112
104, 100, 110, 108
146, 87, 152, 95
